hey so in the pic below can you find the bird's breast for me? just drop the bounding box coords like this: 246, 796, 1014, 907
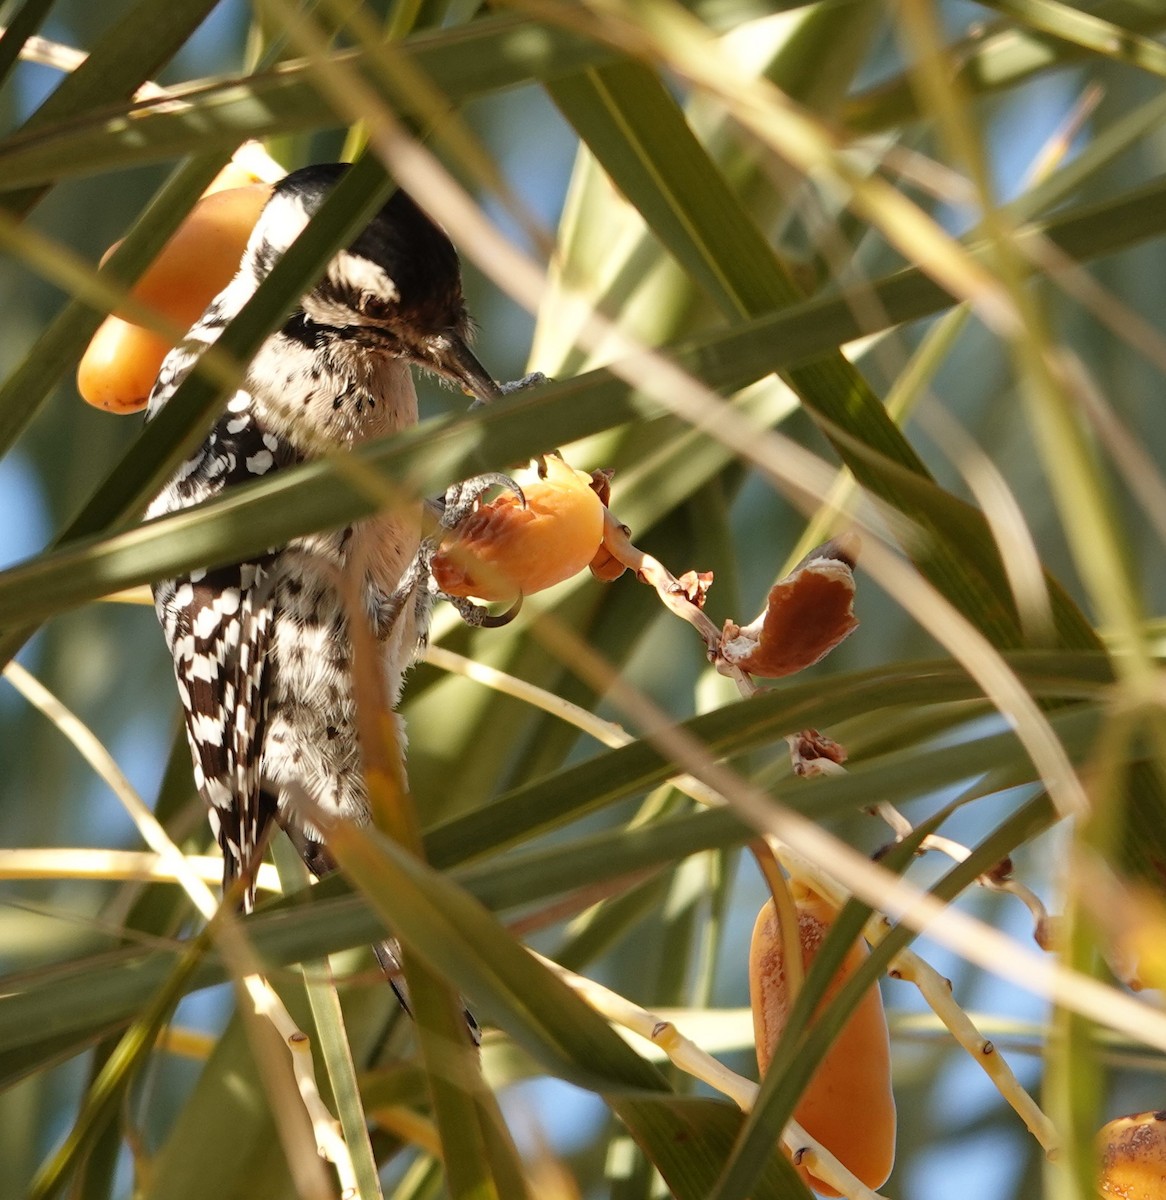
352, 507, 423, 601
248, 334, 420, 451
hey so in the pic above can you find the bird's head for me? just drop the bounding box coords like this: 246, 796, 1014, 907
244, 163, 501, 404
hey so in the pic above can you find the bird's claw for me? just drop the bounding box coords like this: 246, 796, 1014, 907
499, 371, 547, 395
468, 371, 548, 410
440, 471, 525, 528
445, 592, 523, 629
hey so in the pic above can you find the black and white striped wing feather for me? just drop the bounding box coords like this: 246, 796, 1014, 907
149, 362, 296, 910
160, 561, 275, 909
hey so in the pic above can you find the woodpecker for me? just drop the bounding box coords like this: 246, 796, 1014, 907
147, 164, 505, 941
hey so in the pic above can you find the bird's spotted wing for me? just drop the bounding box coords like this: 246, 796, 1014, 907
156, 561, 275, 910
149, 365, 297, 909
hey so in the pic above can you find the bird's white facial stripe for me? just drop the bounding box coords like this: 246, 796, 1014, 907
247, 190, 313, 260
327, 255, 399, 309
246, 193, 401, 321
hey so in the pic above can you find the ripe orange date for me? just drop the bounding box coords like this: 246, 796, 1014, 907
749, 884, 896, 1195
431, 457, 605, 601
78, 182, 272, 413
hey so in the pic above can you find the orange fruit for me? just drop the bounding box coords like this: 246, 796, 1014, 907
749, 884, 896, 1195
76, 316, 174, 413
80, 183, 272, 413
1099, 1110, 1166, 1197
431, 457, 605, 601
102, 183, 272, 328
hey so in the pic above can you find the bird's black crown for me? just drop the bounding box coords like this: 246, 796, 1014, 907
255, 163, 469, 336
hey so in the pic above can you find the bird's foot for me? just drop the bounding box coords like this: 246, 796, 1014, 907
468, 370, 548, 410
429, 472, 528, 628
445, 591, 523, 629
499, 371, 547, 395
439, 471, 525, 528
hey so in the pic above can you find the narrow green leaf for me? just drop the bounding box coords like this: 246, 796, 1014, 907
0, 0, 58, 89
556, 874, 674, 974
18, 0, 218, 125
148, 1015, 296, 1200
404, 946, 521, 1200
26, 929, 213, 1200
548, 60, 797, 317
0, 15, 610, 190
842, 1, 1166, 132
274, 839, 384, 1200
612, 1094, 812, 1200
455, 805, 752, 912
425, 657, 1110, 866
975, 0, 1166, 80
2, 0, 223, 215
302, 977, 384, 1200
325, 817, 670, 1094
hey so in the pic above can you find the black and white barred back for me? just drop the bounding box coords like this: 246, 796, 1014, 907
148, 163, 501, 909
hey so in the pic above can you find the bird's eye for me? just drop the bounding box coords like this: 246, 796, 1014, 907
361, 293, 395, 321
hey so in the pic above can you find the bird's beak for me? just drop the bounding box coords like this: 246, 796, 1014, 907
431, 333, 502, 406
